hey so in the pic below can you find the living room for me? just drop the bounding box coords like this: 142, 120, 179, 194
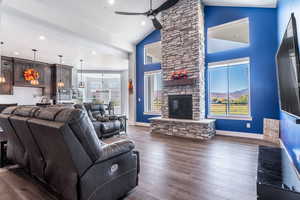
0, 0, 300, 199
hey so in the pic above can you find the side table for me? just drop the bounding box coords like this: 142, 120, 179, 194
0, 131, 8, 167
116, 115, 127, 135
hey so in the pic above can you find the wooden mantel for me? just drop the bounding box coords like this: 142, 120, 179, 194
164, 78, 196, 87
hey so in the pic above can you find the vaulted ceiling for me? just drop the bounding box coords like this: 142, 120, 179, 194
0, 0, 278, 70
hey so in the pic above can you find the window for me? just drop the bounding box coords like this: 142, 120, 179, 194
144, 71, 162, 114
208, 58, 250, 118
207, 18, 250, 54
144, 41, 162, 65
77, 73, 122, 114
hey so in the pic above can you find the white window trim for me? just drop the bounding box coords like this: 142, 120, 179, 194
207, 115, 253, 121
208, 57, 252, 119
144, 70, 162, 75
208, 57, 250, 68
143, 111, 161, 115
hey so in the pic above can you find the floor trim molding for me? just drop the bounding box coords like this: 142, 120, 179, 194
135, 122, 150, 127
216, 130, 263, 140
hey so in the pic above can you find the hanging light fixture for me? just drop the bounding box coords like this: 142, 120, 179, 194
30, 49, 39, 86
57, 55, 64, 88
0, 42, 6, 84
79, 59, 85, 88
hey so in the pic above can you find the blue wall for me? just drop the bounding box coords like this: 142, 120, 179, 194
136, 30, 161, 123
205, 6, 279, 134
277, 0, 300, 173
136, 7, 280, 133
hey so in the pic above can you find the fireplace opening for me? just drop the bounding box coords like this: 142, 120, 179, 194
168, 95, 193, 119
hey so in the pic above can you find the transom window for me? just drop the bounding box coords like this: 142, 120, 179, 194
208, 58, 251, 119
144, 41, 162, 65
207, 18, 250, 54
144, 70, 162, 114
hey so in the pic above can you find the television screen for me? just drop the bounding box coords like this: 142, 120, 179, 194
277, 13, 300, 117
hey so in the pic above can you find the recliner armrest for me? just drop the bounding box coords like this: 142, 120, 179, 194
96, 139, 135, 163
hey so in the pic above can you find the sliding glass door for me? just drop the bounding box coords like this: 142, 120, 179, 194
78, 72, 123, 114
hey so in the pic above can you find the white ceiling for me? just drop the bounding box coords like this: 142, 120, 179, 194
203, 0, 278, 8
0, 0, 167, 70
0, 0, 278, 70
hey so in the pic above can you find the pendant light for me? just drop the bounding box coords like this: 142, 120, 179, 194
57, 55, 64, 88
0, 42, 6, 84
79, 59, 85, 88
31, 49, 39, 86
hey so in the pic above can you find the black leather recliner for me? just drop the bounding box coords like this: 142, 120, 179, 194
78, 103, 123, 138
0, 106, 139, 200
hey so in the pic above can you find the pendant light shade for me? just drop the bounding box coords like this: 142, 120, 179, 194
0, 77, 6, 84
79, 59, 85, 88
0, 42, 6, 84
57, 55, 64, 88
30, 79, 39, 85
31, 49, 39, 86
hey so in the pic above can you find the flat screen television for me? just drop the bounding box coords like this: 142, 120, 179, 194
276, 13, 300, 118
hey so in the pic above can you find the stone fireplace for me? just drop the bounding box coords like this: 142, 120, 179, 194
149, 0, 215, 140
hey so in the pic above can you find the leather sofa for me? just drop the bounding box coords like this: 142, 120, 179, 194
76, 103, 124, 139
0, 106, 139, 200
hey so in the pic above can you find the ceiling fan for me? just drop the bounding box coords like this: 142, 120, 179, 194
115, 0, 179, 30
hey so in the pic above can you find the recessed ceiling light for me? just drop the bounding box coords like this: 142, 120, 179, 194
108, 0, 115, 5
14, 52, 20, 55
39, 35, 46, 40
141, 21, 146, 26
92, 50, 97, 55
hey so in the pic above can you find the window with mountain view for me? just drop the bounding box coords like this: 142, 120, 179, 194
208, 58, 250, 118
144, 70, 162, 114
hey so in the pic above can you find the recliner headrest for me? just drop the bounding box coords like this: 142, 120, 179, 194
34, 107, 65, 121
14, 106, 40, 117
55, 109, 84, 123
84, 103, 106, 115
2, 106, 18, 114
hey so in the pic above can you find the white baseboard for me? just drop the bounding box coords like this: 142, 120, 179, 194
127, 121, 136, 126
135, 122, 150, 127
216, 130, 263, 140
279, 139, 300, 179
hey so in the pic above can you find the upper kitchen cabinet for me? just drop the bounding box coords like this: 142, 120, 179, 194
0, 56, 13, 95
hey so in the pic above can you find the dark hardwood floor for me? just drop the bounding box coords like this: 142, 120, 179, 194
0, 126, 277, 200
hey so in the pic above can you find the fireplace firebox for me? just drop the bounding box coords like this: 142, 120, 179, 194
168, 95, 193, 119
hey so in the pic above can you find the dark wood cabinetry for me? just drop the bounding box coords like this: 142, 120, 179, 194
13, 58, 52, 98
13, 58, 51, 88
51, 64, 73, 102
0, 57, 13, 95
0, 56, 73, 101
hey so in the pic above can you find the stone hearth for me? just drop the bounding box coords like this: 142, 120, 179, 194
150, 117, 216, 140
149, 0, 216, 140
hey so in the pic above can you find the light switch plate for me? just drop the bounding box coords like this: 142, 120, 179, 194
246, 123, 251, 128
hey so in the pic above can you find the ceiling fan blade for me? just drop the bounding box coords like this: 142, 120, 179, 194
152, 17, 163, 30
153, 0, 179, 15
115, 11, 147, 16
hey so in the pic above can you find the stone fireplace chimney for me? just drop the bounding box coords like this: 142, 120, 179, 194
149, 0, 216, 140
161, 0, 205, 120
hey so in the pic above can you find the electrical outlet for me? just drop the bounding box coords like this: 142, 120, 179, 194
246, 123, 251, 128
